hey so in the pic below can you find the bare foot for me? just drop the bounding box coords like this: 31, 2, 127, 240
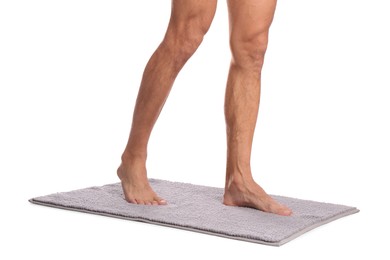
117, 160, 166, 205
223, 176, 292, 216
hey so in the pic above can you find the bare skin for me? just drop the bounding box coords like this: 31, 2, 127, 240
118, 0, 292, 215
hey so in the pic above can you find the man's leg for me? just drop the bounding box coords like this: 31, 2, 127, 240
223, 0, 292, 216
118, 0, 217, 205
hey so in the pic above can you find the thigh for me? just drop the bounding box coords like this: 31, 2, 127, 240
168, 0, 218, 33
227, 0, 277, 40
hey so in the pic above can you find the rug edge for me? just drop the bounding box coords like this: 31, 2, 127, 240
28, 198, 359, 246
278, 207, 360, 246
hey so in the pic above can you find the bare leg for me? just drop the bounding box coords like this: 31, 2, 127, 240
223, 0, 292, 216
117, 0, 217, 205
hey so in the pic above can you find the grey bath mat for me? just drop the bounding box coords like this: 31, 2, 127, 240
29, 179, 358, 246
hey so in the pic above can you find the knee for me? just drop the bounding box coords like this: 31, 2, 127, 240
176, 30, 205, 63
163, 20, 209, 67
230, 32, 269, 72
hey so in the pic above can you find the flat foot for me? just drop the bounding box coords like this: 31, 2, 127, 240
223, 177, 292, 216
117, 162, 167, 206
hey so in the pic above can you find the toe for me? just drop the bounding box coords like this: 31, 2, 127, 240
126, 197, 137, 204
136, 199, 145, 205
151, 201, 159, 206
145, 201, 152, 206
276, 206, 292, 216
282, 208, 292, 216
157, 199, 167, 205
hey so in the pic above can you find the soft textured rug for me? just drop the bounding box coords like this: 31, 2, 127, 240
29, 179, 358, 246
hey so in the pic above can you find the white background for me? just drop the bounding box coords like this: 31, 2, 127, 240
1, 0, 389, 259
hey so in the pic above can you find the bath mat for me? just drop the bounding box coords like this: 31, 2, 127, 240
29, 179, 359, 246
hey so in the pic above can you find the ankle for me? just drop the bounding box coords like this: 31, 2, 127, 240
226, 162, 252, 180
121, 150, 147, 164
118, 151, 147, 179
225, 171, 254, 190
117, 155, 148, 182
